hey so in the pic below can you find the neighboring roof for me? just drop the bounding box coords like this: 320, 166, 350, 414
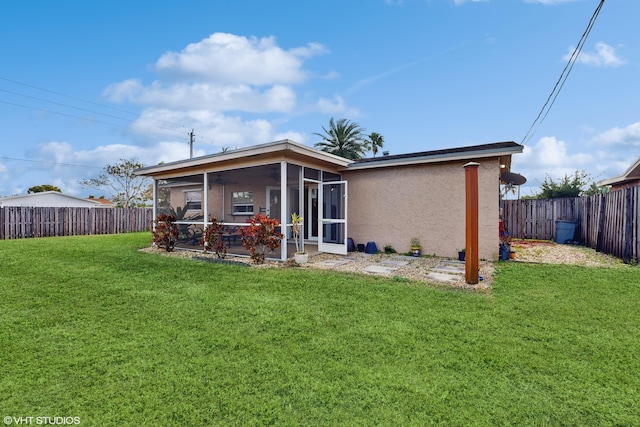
87, 197, 115, 207
347, 141, 523, 170
0, 191, 103, 207
135, 139, 353, 176
597, 157, 640, 187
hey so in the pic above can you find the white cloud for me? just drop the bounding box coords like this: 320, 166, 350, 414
129, 108, 276, 150
592, 122, 640, 147
587, 122, 640, 179
564, 42, 626, 68
105, 80, 297, 113
155, 33, 325, 85
102, 79, 143, 103
315, 95, 359, 116
100, 32, 337, 150
511, 136, 593, 195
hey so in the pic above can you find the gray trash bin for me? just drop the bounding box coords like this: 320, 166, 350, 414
555, 220, 578, 244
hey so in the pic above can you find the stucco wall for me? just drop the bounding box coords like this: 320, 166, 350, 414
343, 159, 500, 260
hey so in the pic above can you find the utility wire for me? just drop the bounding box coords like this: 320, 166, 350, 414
0, 76, 217, 144
0, 156, 103, 169
520, 0, 605, 145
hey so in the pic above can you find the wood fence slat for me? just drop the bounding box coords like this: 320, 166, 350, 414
502, 187, 639, 263
0, 207, 153, 240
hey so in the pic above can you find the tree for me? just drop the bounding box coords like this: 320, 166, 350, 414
314, 118, 367, 160
79, 158, 151, 207
365, 132, 385, 157
28, 184, 61, 194
533, 170, 598, 199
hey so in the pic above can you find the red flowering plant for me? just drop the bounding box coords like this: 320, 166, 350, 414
152, 214, 179, 252
202, 217, 227, 258
240, 214, 284, 264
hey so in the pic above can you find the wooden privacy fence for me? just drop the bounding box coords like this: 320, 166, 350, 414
0, 207, 153, 240
502, 186, 640, 263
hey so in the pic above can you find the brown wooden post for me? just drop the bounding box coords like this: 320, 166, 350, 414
464, 162, 479, 284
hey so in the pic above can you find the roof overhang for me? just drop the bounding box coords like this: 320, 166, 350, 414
344, 141, 523, 171
597, 157, 640, 187
135, 139, 353, 178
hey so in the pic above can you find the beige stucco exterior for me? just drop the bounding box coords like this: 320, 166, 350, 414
343, 158, 500, 260
137, 139, 522, 261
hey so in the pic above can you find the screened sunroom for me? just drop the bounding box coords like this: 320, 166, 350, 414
138, 140, 352, 261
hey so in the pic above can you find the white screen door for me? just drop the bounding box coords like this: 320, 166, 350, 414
318, 181, 347, 255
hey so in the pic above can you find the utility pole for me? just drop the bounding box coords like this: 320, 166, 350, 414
188, 129, 195, 158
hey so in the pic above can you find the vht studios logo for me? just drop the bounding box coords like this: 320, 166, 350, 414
4, 416, 81, 425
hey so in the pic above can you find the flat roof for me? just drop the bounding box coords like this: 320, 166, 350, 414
135, 139, 523, 176
346, 141, 523, 170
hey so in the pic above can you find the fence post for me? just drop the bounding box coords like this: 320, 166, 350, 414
624, 188, 633, 263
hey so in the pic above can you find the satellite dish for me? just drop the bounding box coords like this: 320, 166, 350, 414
500, 172, 526, 186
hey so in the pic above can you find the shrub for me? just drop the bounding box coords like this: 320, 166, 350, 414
240, 214, 284, 264
152, 214, 179, 252
202, 218, 227, 258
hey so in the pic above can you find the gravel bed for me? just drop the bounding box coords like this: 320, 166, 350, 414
141, 241, 628, 291
510, 241, 627, 267
141, 246, 494, 290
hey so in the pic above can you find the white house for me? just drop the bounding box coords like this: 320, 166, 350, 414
0, 191, 104, 208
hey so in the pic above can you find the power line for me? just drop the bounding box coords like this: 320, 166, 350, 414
0, 156, 103, 169
520, 0, 605, 145
0, 76, 140, 117
0, 76, 217, 144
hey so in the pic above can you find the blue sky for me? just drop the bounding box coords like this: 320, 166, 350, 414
1, 0, 637, 198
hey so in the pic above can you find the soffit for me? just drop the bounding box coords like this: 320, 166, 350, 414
135, 139, 351, 179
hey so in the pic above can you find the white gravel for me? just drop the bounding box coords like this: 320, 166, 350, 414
141, 241, 630, 291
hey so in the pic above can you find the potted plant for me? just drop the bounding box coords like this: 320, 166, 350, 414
291, 213, 308, 264
499, 230, 512, 260
410, 237, 421, 257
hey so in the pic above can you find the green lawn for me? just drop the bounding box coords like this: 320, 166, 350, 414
1, 233, 639, 426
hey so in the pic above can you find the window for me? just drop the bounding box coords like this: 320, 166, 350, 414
185, 190, 202, 210
232, 191, 254, 214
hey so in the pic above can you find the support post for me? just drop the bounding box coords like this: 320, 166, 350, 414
464, 162, 480, 284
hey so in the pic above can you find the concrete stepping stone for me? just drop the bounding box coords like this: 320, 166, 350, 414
425, 271, 463, 282
441, 260, 465, 266
364, 265, 397, 274
380, 259, 409, 267
432, 265, 465, 274
317, 259, 352, 267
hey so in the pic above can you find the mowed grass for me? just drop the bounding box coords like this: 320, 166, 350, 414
1, 233, 639, 426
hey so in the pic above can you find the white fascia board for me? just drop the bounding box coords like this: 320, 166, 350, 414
345, 146, 523, 171
135, 139, 352, 176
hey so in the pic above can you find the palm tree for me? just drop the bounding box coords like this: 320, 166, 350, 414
314, 118, 367, 160
365, 132, 385, 157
